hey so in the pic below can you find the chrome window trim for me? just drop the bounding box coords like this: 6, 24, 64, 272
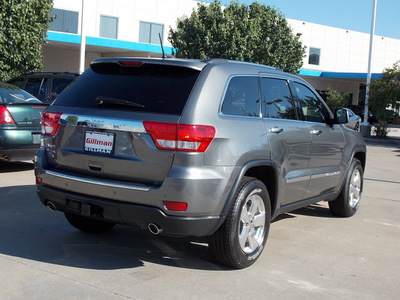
59, 114, 146, 133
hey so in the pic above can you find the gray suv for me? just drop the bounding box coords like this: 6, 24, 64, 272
35, 58, 366, 268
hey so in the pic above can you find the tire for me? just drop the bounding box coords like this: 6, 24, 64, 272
64, 212, 116, 233
208, 176, 271, 269
329, 158, 363, 217
354, 122, 360, 131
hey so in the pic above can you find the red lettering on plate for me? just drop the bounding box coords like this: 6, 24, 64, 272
85, 137, 112, 146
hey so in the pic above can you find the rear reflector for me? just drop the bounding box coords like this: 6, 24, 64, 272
143, 121, 215, 152
35, 177, 42, 185
0, 106, 15, 124
163, 201, 188, 211
41, 111, 62, 135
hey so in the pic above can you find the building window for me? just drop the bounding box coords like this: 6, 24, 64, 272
309, 47, 321, 65
139, 22, 164, 44
100, 16, 118, 39
50, 9, 79, 34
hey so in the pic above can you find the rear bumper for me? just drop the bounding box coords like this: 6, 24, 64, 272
0, 129, 40, 161
34, 149, 234, 237
36, 184, 221, 237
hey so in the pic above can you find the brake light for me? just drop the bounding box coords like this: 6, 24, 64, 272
143, 121, 215, 152
41, 111, 62, 135
119, 61, 142, 67
0, 106, 15, 124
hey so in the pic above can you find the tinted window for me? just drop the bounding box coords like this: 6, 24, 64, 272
7, 77, 26, 88
293, 82, 330, 123
54, 63, 200, 115
309, 47, 321, 65
221, 76, 260, 117
24, 78, 47, 100
52, 77, 75, 100
261, 78, 295, 120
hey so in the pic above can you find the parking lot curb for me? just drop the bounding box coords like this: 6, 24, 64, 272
364, 137, 400, 145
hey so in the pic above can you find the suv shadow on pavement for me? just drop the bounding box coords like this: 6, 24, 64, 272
0, 185, 227, 271
0, 162, 34, 173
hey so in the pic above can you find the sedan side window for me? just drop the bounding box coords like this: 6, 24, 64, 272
293, 82, 330, 123
221, 76, 260, 117
260, 77, 296, 120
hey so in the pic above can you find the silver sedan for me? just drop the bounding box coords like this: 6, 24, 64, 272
344, 108, 362, 131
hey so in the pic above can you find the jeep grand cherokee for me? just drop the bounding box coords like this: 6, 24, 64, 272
35, 58, 366, 268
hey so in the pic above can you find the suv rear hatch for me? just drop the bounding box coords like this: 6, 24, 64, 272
42, 59, 205, 187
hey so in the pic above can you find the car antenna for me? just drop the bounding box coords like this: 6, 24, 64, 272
159, 33, 167, 59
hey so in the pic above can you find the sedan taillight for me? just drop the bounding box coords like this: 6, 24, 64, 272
0, 106, 15, 124
41, 112, 62, 135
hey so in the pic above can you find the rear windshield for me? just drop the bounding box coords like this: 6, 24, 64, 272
0, 84, 41, 104
53, 63, 201, 115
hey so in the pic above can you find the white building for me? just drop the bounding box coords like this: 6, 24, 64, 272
44, 0, 400, 105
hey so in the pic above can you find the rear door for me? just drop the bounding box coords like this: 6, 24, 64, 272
44, 61, 202, 186
260, 76, 311, 205
291, 81, 345, 198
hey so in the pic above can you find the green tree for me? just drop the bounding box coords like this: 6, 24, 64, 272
369, 61, 400, 122
325, 90, 350, 111
168, 0, 305, 74
0, 0, 53, 81
369, 61, 400, 137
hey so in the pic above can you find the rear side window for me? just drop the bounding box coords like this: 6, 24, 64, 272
24, 77, 47, 100
54, 63, 200, 115
260, 78, 296, 120
51, 77, 76, 100
221, 76, 260, 117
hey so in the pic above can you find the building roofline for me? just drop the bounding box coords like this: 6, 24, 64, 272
46, 31, 173, 55
299, 69, 382, 79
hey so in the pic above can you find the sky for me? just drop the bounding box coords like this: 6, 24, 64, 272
203, 0, 400, 40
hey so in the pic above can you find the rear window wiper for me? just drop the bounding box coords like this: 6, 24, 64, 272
95, 96, 145, 109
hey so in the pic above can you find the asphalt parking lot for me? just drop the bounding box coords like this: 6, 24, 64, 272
0, 142, 399, 300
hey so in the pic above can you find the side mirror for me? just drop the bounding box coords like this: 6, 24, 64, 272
334, 108, 349, 124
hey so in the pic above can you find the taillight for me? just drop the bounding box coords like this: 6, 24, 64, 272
41, 111, 62, 135
143, 121, 215, 152
0, 106, 15, 124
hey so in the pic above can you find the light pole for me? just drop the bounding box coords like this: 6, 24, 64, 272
361, 0, 377, 136
79, 0, 86, 73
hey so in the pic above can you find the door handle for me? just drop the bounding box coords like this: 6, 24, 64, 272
270, 127, 284, 134
311, 129, 322, 135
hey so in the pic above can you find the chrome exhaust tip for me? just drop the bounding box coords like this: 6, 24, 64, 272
148, 223, 162, 235
47, 201, 57, 211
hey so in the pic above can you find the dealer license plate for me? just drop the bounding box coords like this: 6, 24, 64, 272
84, 131, 115, 154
